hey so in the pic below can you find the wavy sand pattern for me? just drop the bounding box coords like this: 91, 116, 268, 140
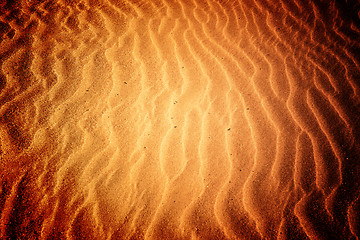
1, 0, 360, 239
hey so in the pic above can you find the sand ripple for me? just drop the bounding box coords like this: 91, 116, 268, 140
1, 0, 359, 239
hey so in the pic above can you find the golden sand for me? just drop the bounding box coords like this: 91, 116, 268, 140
1, 0, 359, 239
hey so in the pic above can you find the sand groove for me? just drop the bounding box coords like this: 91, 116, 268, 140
1, 0, 359, 239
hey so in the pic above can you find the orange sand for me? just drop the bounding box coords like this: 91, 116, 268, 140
1, 0, 359, 239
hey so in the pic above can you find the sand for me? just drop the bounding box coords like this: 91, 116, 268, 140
0, 0, 359, 239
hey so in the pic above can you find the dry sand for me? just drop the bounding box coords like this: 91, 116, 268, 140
1, 0, 360, 239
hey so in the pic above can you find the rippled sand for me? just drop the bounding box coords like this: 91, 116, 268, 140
1, 0, 360, 239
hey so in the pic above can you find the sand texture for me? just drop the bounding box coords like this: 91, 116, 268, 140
1, 0, 360, 239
